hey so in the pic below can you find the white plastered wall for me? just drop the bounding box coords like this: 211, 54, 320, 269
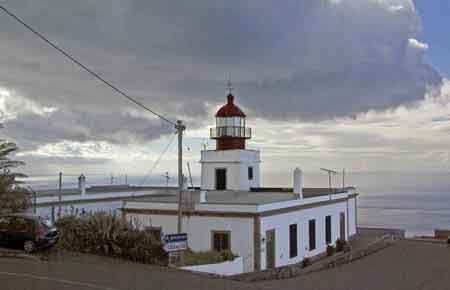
126, 213, 255, 272
259, 201, 349, 270
348, 197, 357, 236
200, 150, 260, 190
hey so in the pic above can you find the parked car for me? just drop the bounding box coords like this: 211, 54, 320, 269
0, 213, 58, 253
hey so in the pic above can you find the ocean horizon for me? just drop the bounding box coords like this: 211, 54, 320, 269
25, 171, 450, 237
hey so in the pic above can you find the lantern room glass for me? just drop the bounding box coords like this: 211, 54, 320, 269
214, 117, 248, 138
216, 117, 244, 128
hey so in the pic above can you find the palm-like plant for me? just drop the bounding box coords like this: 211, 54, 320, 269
0, 140, 30, 213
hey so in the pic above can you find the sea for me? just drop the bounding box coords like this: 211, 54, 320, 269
25, 171, 450, 237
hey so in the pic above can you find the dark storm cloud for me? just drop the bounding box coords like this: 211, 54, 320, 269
0, 0, 442, 150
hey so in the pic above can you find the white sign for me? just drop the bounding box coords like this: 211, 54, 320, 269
163, 233, 188, 252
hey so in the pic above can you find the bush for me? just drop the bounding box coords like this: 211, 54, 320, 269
183, 249, 236, 266
302, 257, 311, 267
55, 212, 167, 264
336, 238, 347, 252
220, 249, 235, 261
326, 245, 335, 256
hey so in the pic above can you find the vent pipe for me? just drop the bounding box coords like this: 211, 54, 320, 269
293, 168, 303, 199
78, 174, 86, 196
200, 190, 208, 203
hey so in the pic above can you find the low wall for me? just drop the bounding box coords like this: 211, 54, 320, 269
180, 257, 244, 276
230, 234, 396, 282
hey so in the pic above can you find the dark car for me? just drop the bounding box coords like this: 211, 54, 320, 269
0, 213, 58, 253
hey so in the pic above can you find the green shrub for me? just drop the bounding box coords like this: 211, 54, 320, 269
326, 244, 335, 256
55, 212, 167, 265
220, 249, 235, 261
183, 249, 236, 266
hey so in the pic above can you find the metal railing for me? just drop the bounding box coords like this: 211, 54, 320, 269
210, 126, 251, 139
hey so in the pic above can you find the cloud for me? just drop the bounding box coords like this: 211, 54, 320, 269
408, 38, 429, 51
250, 79, 450, 172
0, 0, 444, 174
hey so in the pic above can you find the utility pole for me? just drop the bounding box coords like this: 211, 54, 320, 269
58, 172, 62, 218
342, 169, 345, 191
176, 120, 186, 234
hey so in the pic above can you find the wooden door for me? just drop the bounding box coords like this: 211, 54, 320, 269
266, 229, 276, 269
215, 168, 227, 190
340, 212, 346, 240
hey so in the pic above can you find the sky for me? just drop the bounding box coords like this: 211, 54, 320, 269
1, 0, 450, 187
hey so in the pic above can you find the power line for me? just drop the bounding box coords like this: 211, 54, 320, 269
0, 5, 177, 127
134, 133, 177, 192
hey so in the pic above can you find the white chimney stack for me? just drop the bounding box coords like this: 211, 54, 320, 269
78, 174, 86, 196
200, 190, 208, 203
293, 168, 303, 199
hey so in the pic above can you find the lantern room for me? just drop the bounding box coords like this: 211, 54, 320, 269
210, 94, 252, 150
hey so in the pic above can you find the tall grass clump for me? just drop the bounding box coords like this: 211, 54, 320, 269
55, 212, 167, 265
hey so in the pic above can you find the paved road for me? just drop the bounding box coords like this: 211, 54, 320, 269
258, 239, 450, 290
0, 255, 259, 290
2, 239, 449, 290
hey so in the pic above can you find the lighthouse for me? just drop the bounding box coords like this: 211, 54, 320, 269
200, 93, 261, 191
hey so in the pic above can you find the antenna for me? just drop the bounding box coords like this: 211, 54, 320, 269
320, 168, 338, 199
226, 72, 233, 95
163, 171, 171, 191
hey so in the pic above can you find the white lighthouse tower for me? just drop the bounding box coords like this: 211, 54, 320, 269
200, 93, 260, 191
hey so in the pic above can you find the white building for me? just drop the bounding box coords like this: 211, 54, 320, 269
122, 93, 358, 273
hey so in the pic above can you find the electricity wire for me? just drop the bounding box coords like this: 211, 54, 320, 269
0, 5, 177, 127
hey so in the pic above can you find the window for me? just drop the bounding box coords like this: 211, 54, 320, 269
325, 215, 332, 244
248, 167, 254, 180
309, 219, 316, 250
289, 224, 298, 258
212, 231, 230, 252
145, 226, 162, 241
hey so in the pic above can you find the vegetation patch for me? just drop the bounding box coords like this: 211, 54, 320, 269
0, 141, 30, 214
55, 212, 167, 265
182, 249, 236, 266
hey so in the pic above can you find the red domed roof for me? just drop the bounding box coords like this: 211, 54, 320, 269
215, 94, 246, 118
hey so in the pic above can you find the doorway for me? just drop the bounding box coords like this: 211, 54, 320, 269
215, 168, 227, 190
266, 229, 276, 269
340, 212, 346, 240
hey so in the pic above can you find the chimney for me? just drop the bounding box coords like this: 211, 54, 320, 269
200, 190, 208, 203
78, 174, 86, 196
293, 168, 303, 199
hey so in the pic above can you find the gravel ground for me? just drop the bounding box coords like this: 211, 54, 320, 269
258, 239, 450, 290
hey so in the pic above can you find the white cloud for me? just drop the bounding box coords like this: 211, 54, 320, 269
0, 0, 444, 176
408, 38, 429, 51
0, 87, 58, 121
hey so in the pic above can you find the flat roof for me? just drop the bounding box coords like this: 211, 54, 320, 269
126, 187, 355, 206
36, 186, 178, 197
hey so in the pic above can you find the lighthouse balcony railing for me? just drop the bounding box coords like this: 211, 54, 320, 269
210, 126, 251, 139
